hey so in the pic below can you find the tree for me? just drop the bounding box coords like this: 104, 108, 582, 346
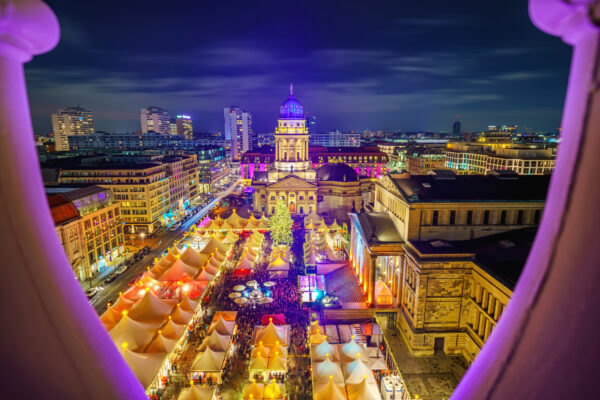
269, 199, 293, 246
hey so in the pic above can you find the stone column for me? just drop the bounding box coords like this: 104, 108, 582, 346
0, 0, 146, 398
454, 1, 600, 399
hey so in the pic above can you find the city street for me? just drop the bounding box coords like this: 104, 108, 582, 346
90, 178, 242, 314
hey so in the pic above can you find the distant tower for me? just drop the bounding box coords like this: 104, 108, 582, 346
224, 106, 252, 160
274, 84, 311, 172
176, 115, 193, 139
452, 120, 461, 137
305, 114, 317, 134
52, 106, 94, 151
141, 106, 170, 135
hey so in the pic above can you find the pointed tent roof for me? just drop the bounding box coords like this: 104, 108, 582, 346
315, 379, 347, 400
249, 354, 268, 370
236, 256, 255, 270
161, 318, 185, 339
328, 219, 342, 231
179, 295, 199, 313
341, 339, 367, 361
243, 382, 264, 400
121, 346, 165, 388
101, 306, 123, 330
304, 252, 318, 266
127, 289, 174, 324
209, 315, 235, 336
222, 231, 239, 244
267, 356, 286, 371
344, 359, 375, 385
263, 382, 284, 399
311, 330, 326, 345
304, 210, 321, 225
199, 236, 230, 255
197, 269, 215, 282
346, 378, 379, 400
374, 279, 393, 306
255, 322, 288, 346
208, 255, 222, 269
204, 264, 219, 275
109, 314, 157, 351
110, 293, 136, 312
190, 348, 226, 372
158, 258, 198, 281
180, 247, 209, 268
248, 214, 260, 227
206, 220, 221, 230
199, 330, 230, 352
267, 256, 289, 271
220, 221, 233, 230
255, 218, 269, 230
170, 304, 193, 325
252, 342, 270, 359
177, 385, 216, 400
226, 208, 245, 225
269, 344, 288, 358
314, 339, 339, 362
146, 331, 177, 353
310, 323, 324, 335
368, 357, 387, 370
314, 357, 345, 384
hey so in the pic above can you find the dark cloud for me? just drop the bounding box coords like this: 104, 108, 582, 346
28, 0, 571, 133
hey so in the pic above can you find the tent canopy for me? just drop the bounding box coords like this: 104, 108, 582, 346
255, 322, 288, 347
177, 385, 216, 400
121, 347, 165, 388
209, 315, 235, 336
315, 380, 347, 400
243, 382, 264, 400
199, 330, 230, 352
179, 247, 209, 268
190, 347, 226, 372
109, 315, 157, 351
314, 358, 344, 384
267, 256, 290, 271
249, 354, 268, 370
127, 289, 174, 324
346, 378, 379, 400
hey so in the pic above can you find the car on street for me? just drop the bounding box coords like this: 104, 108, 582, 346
85, 288, 98, 299
115, 265, 127, 275
104, 273, 117, 284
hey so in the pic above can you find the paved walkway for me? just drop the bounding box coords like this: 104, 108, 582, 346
383, 327, 468, 399
325, 264, 366, 305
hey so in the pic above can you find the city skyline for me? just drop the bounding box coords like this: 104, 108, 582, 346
26, 0, 570, 134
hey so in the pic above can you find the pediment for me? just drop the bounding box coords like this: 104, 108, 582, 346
379, 174, 402, 197
267, 175, 317, 189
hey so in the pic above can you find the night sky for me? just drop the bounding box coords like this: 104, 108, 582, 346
27, 0, 571, 134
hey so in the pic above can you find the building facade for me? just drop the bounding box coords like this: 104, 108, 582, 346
141, 106, 170, 135
176, 115, 193, 139
224, 106, 253, 160
51, 106, 94, 151
309, 130, 360, 147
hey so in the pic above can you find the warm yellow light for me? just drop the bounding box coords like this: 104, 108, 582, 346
122, 310, 128, 317
121, 342, 128, 350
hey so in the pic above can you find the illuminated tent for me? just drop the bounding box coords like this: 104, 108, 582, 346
314, 379, 347, 400
255, 218, 269, 230
225, 209, 247, 227
179, 295, 199, 313
252, 342, 270, 359
249, 354, 268, 370
267, 256, 290, 271
161, 318, 185, 339
304, 251, 318, 266
219, 221, 233, 231
196, 269, 215, 282
309, 323, 324, 335
247, 214, 260, 228
255, 322, 288, 346
344, 359, 375, 384
158, 259, 198, 281
267, 355, 286, 371
305, 220, 316, 231
310, 330, 326, 345
100, 306, 123, 330
236, 256, 255, 270
177, 385, 216, 400
243, 381, 264, 400
216, 231, 226, 241
157, 255, 176, 269
199, 330, 230, 352
109, 313, 157, 351
204, 263, 219, 275
190, 347, 226, 372
208, 315, 235, 336
222, 231, 239, 244
340, 340, 368, 362
127, 289, 174, 324
314, 357, 344, 384
304, 210, 322, 226
120, 346, 165, 388
374, 279, 393, 306
264, 382, 284, 399
346, 377, 380, 400
328, 219, 342, 231
145, 331, 177, 353
269, 344, 288, 358
368, 357, 387, 371
180, 247, 209, 268
170, 304, 193, 325
313, 339, 339, 362
206, 220, 221, 231
199, 237, 230, 256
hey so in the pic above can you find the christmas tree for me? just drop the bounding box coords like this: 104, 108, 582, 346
269, 199, 293, 246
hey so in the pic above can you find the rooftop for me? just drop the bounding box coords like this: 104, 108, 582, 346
410, 228, 537, 290
350, 212, 404, 245
47, 194, 80, 226
391, 174, 550, 203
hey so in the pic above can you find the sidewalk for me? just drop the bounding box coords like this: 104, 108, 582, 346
81, 252, 133, 291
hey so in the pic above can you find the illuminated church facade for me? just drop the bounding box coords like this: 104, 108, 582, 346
251, 86, 373, 218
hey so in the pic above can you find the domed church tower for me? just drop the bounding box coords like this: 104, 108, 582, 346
273, 84, 314, 176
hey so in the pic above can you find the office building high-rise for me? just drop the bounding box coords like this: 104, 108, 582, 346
306, 114, 317, 134
141, 106, 170, 135
176, 115, 193, 139
224, 106, 252, 160
452, 120, 461, 137
169, 118, 177, 135
51, 106, 94, 151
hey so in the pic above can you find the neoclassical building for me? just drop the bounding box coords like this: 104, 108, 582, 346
252, 87, 373, 218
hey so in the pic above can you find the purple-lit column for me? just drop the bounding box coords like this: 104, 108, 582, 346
453, 0, 600, 398
0, 1, 146, 398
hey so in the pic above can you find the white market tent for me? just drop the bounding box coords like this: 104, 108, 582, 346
255, 322, 289, 347
145, 332, 177, 354
340, 340, 368, 362
109, 314, 157, 351
161, 318, 186, 339
127, 290, 174, 324
177, 384, 216, 400
264, 382, 285, 399
267, 256, 290, 272
346, 378, 380, 400
170, 305, 193, 325
199, 237, 230, 256
180, 247, 209, 268
344, 359, 376, 385
208, 316, 235, 336
249, 354, 268, 370
121, 346, 166, 388
199, 330, 230, 352
267, 356, 286, 371
314, 379, 347, 400
158, 259, 198, 281
374, 279, 393, 306
313, 339, 340, 362
314, 357, 345, 384
190, 347, 226, 372
243, 381, 264, 400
